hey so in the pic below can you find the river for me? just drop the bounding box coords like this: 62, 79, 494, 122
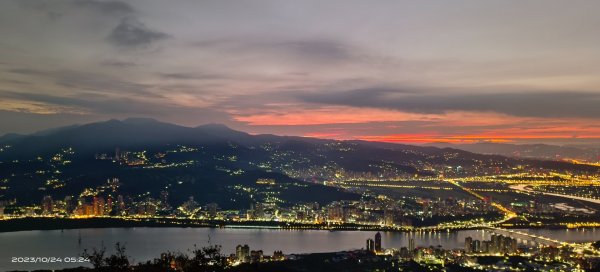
1, 227, 600, 271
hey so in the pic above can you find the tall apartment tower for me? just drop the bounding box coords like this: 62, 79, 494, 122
374, 232, 382, 253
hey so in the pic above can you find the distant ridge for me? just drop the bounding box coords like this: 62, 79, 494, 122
0, 118, 598, 207
428, 142, 600, 162
0, 118, 598, 170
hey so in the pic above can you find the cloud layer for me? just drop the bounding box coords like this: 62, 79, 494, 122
297, 89, 600, 118
0, 1, 599, 145
108, 17, 169, 47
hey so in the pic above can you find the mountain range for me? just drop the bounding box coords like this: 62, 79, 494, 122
0, 118, 598, 208
429, 142, 600, 162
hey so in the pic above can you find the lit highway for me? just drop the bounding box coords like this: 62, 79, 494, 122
511, 184, 600, 205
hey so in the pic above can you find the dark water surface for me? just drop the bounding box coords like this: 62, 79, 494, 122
1, 227, 599, 271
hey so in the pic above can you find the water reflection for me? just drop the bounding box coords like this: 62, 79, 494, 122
1, 227, 598, 270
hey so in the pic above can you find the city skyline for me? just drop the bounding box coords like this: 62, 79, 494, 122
1, 1, 600, 145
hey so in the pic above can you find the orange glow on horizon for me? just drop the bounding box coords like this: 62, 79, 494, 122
357, 134, 600, 144
233, 106, 441, 126
234, 106, 600, 144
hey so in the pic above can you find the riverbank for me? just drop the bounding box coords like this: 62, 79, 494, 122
0, 217, 399, 233
0, 217, 594, 234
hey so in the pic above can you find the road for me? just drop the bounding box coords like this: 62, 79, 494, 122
510, 184, 600, 205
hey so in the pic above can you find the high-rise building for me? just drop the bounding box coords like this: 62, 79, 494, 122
326, 204, 343, 222
473, 239, 481, 253
399, 247, 410, 259
93, 196, 105, 216
64, 196, 75, 214
82, 204, 94, 216
501, 236, 516, 254
106, 196, 113, 214
499, 235, 506, 253
366, 238, 375, 253
374, 232, 382, 253
160, 191, 169, 209
490, 234, 499, 253
42, 195, 54, 214
250, 250, 263, 263
235, 245, 243, 262
296, 210, 306, 221
117, 195, 125, 214
254, 203, 265, 219
482, 241, 491, 253
236, 244, 250, 263
206, 203, 218, 218
342, 206, 356, 223
465, 236, 473, 254
383, 209, 395, 227
511, 238, 518, 253
273, 250, 284, 261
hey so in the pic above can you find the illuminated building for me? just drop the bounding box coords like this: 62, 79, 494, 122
465, 236, 473, 254
236, 244, 250, 263
473, 239, 481, 253
114, 195, 125, 214
206, 203, 218, 218
64, 196, 75, 214
93, 196, 105, 216
367, 238, 375, 253
250, 250, 263, 262
491, 234, 499, 253
482, 240, 491, 253
375, 232, 382, 253
41, 195, 54, 214
106, 196, 113, 214
327, 203, 343, 222
273, 250, 284, 261
254, 203, 265, 219
160, 191, 169, 209
383, 209, 394, 226
256, 178, 276, 185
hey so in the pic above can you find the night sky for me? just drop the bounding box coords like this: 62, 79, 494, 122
1, 1, 599, 145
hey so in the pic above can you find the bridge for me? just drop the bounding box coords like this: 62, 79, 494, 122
486, 227, 564, 246
487, 227, 600, 256
510, 184, 600, 205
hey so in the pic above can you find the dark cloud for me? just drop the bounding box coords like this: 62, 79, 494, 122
0, 91, 231, 125
54, 71, 156, 97
1, 79, 30, 85
16, 0, 133, 20
72, 0, 134, 15
1, 91, 97, 111
2, 1, 600, 143
6, 67, 158, 97
100, 60, 137, 67
271, 40, 353, 62
0, 109, 100, 135
159, 73, 224, 80
298, 88, 600, 119
108, 17, 169, 47
192, 38, 357, 64
7, 68, 52, 76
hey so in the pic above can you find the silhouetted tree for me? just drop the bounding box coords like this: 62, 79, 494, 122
82, 245, 106, 269
84, 240, 227, 271
82, 242, 131, 271
186, 244, 226, 271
